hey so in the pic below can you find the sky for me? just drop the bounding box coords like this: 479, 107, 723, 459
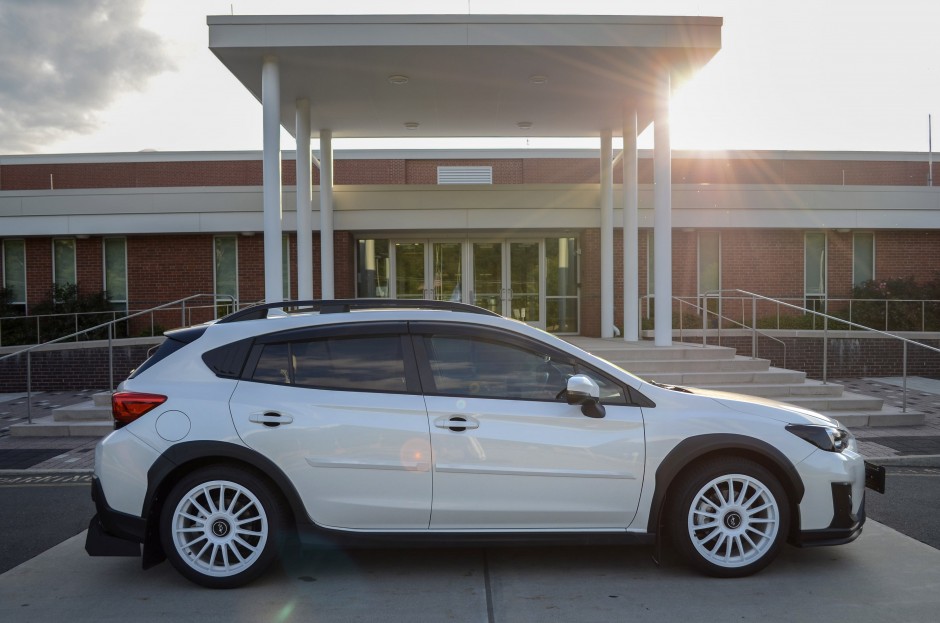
1, 0, 938, 155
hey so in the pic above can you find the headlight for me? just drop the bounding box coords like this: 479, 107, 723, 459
786, 424, 856, 453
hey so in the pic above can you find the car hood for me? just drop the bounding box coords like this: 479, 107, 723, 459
662, 384, 842, 428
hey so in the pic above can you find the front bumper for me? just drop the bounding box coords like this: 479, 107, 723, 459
84, 476, 145, 557
796, 480, 868, 547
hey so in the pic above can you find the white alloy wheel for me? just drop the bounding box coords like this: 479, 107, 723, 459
161, 467, 281, 588
671, 459, 789, 577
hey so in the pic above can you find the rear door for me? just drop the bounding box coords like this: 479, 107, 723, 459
229, 322, 432, 530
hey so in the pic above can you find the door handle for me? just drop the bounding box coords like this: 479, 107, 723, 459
433, 416, 480, 432
249, 411, 294, 427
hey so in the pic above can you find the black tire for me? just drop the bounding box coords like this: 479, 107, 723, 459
669, 457, 790, 578
159, 465, 283, 588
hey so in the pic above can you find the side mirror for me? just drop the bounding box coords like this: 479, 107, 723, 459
565, 375, 606, 419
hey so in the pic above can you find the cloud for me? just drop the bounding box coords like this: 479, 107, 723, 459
0, 0, 173, 153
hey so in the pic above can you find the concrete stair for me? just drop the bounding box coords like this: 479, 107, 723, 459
10, 391, 113, 437
566, 337, 925, 427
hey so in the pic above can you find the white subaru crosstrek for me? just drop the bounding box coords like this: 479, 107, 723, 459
85, 299, 883, 588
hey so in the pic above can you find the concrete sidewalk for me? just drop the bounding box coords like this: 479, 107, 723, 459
2, 377, 940, 472
1, 521, 939, 622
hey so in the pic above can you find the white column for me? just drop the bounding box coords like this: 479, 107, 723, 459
653, 69, 673, 347
261, 56, 283, 303
600, 130, 614, 338
623, 107, 639, 341
319, 128, 335, 299
295, 99, 313, 301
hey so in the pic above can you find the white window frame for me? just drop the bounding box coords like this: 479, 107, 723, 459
804, 232, 828, 309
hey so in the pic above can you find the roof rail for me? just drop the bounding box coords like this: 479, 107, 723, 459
216, 298, 501, 324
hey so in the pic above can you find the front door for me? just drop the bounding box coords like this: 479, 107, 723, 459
414, 325, 645, 530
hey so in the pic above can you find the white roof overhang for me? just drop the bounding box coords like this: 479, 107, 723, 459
207, 14, 722, 140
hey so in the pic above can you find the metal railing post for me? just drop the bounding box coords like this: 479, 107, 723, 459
702, 297, 707, 348
26, 350, 32, 425
751, 296, 758, 359
822, 313, 829, 384
108, 322, 114, 392
902, 341, 908, 413
181, 301, 187, 328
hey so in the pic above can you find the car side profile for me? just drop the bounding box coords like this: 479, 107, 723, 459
85, 299, 883, 588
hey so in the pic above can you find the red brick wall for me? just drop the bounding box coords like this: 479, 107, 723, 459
875, 231, 940, 284
3, 156, 933, 190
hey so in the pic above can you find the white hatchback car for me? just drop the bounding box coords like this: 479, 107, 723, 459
85, 299, 883, 588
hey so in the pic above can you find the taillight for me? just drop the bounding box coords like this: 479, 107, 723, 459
112, 391, 167, 428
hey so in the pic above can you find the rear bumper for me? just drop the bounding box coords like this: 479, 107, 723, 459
84, 476, 145, 557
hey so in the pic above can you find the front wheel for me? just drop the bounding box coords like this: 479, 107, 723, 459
669, 458, 790, 578
160, 466, 283, 588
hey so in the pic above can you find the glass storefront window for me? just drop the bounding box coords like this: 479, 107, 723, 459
545, 237, 577, 333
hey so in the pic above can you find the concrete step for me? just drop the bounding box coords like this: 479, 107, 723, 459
696, 380, 844, 399
616, 357, 771, 374
574, 341, 737, 362
10, 414, 113, 437
643, 369, 808, 386
92, 391, 112, 408
52, 401, 112, 422
784, 392, 884, 412
820, 405, 926, 427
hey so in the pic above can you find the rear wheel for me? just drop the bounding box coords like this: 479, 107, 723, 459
669, 458, 790, 578
160, 466, 283, 588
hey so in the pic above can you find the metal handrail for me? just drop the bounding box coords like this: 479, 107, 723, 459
0, 294, 233, 425
673, 296, 788, 369
640, 294, 788, 368
706, 289, 940, 413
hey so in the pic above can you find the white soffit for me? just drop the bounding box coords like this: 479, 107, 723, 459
207, 14, 722, 140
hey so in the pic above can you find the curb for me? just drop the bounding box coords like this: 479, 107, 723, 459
865, 455, 940, 468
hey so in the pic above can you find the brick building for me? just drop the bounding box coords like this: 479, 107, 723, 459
1, 149, 937, 337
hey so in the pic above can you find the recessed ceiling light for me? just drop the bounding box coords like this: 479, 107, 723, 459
404, 121, 420, 130
388, 74, 409, 85
528, 75, 548, 85
516, 121, 533, 130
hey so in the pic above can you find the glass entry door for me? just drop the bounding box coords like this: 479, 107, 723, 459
393, 241, 465, 301
472, 240, 543, 328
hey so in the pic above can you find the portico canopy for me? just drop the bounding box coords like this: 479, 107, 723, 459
207, 14, 722, 343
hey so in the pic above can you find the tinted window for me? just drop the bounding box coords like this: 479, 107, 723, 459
251, 335, 408, 393
425, 335, 575, 401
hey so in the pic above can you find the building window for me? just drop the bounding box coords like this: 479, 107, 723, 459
282, 234, 291, 300
103, 238, 127, 312
804, 232, 827, 307
2, 239, 27, 311
214, 236, 238, 317
355, 239, 390, 298
545, 237, 578, 333
698, 232, 720, 296
852, 232, 875, 287
53, 238, 77, 289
